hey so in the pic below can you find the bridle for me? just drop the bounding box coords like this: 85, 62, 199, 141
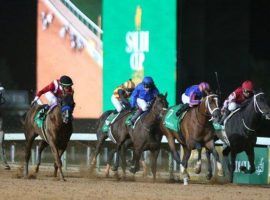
242, 92, 268, 133
197, 94, 220, 121
253, 92, 265, 114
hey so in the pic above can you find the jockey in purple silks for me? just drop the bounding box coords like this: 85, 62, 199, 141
176, 82, 211, 116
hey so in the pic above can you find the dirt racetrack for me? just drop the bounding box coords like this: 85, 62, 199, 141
0, 165, 269, 200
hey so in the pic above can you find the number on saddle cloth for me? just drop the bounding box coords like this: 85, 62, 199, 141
163, 104, 186, 132
101, 112, 120, 133
34, 105, 50, 128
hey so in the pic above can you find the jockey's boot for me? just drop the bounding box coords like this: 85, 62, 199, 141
176, 103, 189, 117
219, 109, 230, 125
39, 105, 49, 119
130, 109, 143, 126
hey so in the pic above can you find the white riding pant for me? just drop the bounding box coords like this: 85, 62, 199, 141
181, 93, 190, 104
228, 102, 239, 111
44, 92, 57, 105
111, 95, 123, 112
137, 98, 149, 111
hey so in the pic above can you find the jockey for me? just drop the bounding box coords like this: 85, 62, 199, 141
219, 80, 254, 125
176, 82, 211, 116
111, 79, 136, 112
31, 75, 74, 115
129, 76, 159, 125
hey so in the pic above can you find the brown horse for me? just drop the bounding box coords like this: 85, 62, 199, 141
128, 93, 169, 180
161, 94, 223, 181
23, 93, 75, 181
90, 109, 132, 177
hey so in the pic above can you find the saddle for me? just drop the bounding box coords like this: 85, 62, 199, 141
34, 103, 57, 128
163, 104, 187, 132
101, 112, 120, 133
213, 108, 240, 146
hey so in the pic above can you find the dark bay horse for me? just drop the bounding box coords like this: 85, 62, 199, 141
90, 109, 133, 177
221, 91, 270, 182
23, 94, 75, 181
128, 93, 169, 180
161, 94, 223, 181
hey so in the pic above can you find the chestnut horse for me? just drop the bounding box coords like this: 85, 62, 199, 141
161, 94, 223, 182
23, 93, 75, 181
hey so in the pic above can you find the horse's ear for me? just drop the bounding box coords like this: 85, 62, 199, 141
165, 92, 168, 98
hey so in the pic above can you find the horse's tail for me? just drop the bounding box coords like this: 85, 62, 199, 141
95, 110, 114, 140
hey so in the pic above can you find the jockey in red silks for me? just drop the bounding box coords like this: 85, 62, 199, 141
32, 75, 74, 106
176, 82, 211, 116
219, 80, 254, 125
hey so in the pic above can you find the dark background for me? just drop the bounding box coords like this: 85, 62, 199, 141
177, 0, 270, 136
0, 0, 270, 135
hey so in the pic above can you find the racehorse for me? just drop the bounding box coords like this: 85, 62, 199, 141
23, 93, 75, 181
221, 91, 270, 182
128, 93, 168, 180
161, 94, 223, 181
90, 109, 133, 177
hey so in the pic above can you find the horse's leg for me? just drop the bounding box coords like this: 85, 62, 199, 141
194, 143, 202, 174
205, 149, 213, 180
130, 146, 143, 174
49, 142, 65, 181
244, 146, 255, 174
104, 148, 116, 177
229, 151, 237, 183
181, 146, 191, 181
205, 140, 223, 178
0, 127, 10, 170
53, 148, 66, 178
90, 134, 107, 170
150, 149, 160, 181
113, 135, 128, 172
120, 143, 128, 178
140, 153, 148, 177
24, 133, 36, 178
222, 145, 231, 178
167, 135, 181, 164
35, 140, 48, 173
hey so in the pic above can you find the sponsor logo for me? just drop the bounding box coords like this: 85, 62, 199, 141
125, 5, 149, 71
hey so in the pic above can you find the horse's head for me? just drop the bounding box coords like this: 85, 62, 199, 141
201, 94, 221, 122
151, 93, 169, 118
253, 92, 270, 120
59, 93, 75, 124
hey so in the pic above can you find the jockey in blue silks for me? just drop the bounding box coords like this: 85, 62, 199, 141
176, 82, 211, 116
129, 76, 159, 125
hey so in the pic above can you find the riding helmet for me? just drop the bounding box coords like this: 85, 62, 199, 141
198, 82, 210, 92
60, 75, 73, 86
123, 79, 135, 90
142, 76, 154, 88
242, 80, 254, 92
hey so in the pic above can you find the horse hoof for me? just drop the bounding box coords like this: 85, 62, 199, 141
111, 166, 118, 172
194, 167, 201, 174
218, 170, 224, 177
129, 166, 138, 174
127, 160, 133, 167
206, 173, 213, 180
4, 165, 10, 170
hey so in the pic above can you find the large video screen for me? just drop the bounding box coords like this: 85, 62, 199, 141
37, 0, 102, 118
103, 0, 177, 111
